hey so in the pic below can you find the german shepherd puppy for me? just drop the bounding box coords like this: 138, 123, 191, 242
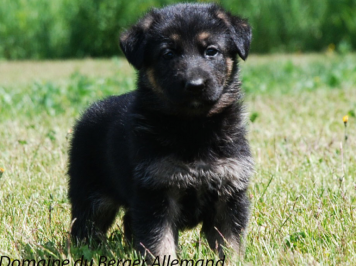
68, 3, 253, 261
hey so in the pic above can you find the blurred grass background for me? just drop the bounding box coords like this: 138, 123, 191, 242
1, 0, 355, 59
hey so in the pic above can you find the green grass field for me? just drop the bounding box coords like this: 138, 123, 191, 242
0, 53, 356, 265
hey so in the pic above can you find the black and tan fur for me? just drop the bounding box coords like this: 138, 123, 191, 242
68, 3, 253, 262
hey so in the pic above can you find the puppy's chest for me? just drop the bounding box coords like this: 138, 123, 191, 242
135, 155, 252, 192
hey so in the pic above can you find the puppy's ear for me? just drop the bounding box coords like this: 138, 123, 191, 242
119, 13, 155, 69
216, 10, 252, 60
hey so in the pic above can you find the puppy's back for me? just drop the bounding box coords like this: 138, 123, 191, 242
68, 92, 135, 206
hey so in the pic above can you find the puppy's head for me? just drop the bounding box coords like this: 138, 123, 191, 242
120, 4, 251, 116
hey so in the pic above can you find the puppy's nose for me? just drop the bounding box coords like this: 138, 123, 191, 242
185, 78, 205, 93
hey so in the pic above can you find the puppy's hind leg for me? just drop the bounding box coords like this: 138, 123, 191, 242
70, 194, 119, 244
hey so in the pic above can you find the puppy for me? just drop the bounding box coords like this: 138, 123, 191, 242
68, 3, 253, 261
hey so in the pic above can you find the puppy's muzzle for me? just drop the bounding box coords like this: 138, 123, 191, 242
184, 67, 211, 95
185, 78, 206, 94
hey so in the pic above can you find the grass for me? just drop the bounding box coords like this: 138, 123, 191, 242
0, 53, 356, 265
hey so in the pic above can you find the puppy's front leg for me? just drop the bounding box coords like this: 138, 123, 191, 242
131, 193, 179, 264
202, 188, 250, 259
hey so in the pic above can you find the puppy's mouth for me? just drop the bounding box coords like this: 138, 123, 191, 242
188, 98, 215, 108
190, 100, 203, 108
177, 96, 219, 116
187, 91, 221, 108
160, 81, 224, 115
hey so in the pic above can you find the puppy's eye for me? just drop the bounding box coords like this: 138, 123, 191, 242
205, 47, 219, 57
162, 50, 175, 60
